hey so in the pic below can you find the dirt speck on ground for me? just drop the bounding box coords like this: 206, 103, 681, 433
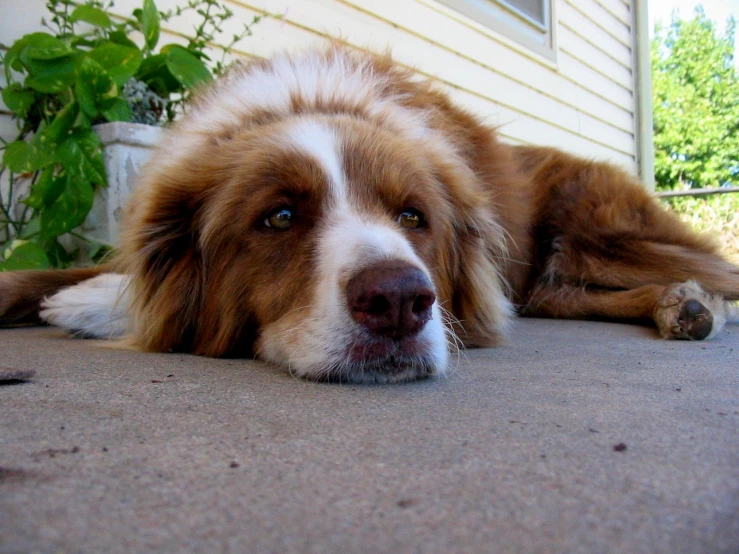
31, 447, 81, 460
0, 467, 33, 483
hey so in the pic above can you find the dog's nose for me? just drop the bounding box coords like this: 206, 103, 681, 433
346, 263, 436, 339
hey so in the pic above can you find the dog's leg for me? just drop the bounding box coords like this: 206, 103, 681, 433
0, 265, 113, 325
524, 282, 731, 340
39, 273, 131, 339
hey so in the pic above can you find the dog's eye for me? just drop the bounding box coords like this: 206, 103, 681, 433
264, 207, 294, 230
398, 209, 425, 229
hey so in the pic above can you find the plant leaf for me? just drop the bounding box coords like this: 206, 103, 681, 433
70, 36, 98, 49
0, 241, 51, 271
72, 130, 106, 186
76, 57, 118, 118
1, 84, 36, 118
40, 174, 95, 238
23, 167, 65, 209
163, 45, 212, 90
19, 217, 41, 239
4, 37, 29, 82
2, 139, 54, 173
70, 5, 113, 28
21, 32, 74, 60
90, 43, 142, 85
108, 31, 139, 50
22, 53, 78, 93
44, 239, 78, 268
136, 53, 182, 95
1, 102, 75, 173
101, 97, 131, 122
42, 100, 79, 144
142, 0, 160, 51
56, 131, 107, 186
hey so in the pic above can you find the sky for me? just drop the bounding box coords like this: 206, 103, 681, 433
650, 0, 739, 59
650, 0, 739, 27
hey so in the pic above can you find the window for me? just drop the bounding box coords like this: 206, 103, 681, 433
437, 0, 554, 59
504, 0, 547, 28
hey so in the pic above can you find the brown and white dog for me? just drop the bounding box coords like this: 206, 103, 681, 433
1, 47, 738, 383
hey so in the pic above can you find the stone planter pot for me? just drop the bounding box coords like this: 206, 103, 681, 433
83, 122, 164, 245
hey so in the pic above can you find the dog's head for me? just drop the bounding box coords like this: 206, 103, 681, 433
121, 49, 513, 383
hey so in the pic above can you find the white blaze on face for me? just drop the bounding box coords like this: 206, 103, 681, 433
256, 119, 449, 381
283, 119, 345, 196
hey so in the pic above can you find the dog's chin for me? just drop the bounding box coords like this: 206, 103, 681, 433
298, 336, 446, 384
302, 356, 438, 384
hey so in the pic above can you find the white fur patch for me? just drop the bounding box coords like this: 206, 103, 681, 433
40, 273, 131, 339
284, 119, 344, 195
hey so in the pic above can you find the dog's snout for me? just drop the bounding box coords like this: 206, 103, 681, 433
347, 263, 436, 339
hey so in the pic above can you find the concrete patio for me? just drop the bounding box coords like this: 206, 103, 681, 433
1, 318, 737, 553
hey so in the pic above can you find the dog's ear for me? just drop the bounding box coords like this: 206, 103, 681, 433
122, 150, 261, 358
432, 154, 514, 347
448, 206, 513, 347
120, 165, 210, 354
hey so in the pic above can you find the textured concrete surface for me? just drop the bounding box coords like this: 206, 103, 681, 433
1, 319, 737, 554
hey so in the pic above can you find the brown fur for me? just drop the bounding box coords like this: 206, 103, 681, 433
1, 46, 738, 364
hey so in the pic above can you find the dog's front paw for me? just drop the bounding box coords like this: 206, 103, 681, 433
654, 281, 725, 340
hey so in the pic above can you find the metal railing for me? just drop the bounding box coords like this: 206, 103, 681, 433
655, 186, 739, 198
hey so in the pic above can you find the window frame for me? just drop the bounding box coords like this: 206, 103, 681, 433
435, 0, 556, 61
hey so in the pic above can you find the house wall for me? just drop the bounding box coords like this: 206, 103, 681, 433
0, 0, 639, 172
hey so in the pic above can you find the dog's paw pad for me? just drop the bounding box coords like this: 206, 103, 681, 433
654, 282, 723, 340
674, 299, 713, 340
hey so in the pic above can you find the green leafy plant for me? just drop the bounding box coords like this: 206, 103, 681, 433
652, 6, 739, 190
0, 0, 261, 270
652, 5, 739, 262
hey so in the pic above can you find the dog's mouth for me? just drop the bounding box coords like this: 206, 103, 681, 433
301, 336, 441, 384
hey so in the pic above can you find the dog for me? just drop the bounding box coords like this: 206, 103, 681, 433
1, 46, 738, 383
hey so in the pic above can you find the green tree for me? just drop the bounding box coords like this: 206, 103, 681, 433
651, 6, 739, 190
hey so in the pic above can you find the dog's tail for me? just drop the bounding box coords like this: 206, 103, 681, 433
655, 244, 739, 301
614, 242, 739, 301
0, 264, 113, 326
39, 273, 131, 339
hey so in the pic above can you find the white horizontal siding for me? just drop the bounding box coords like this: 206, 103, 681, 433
558, 25, 633, 90
559, 1, 633, 68
571, 0, 632, 46
0, 0, 638, 170
342, 0, 635, 129
593, 0, 632, 27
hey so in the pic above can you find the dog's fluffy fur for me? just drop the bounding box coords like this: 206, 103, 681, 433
2, 47, 739, 383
